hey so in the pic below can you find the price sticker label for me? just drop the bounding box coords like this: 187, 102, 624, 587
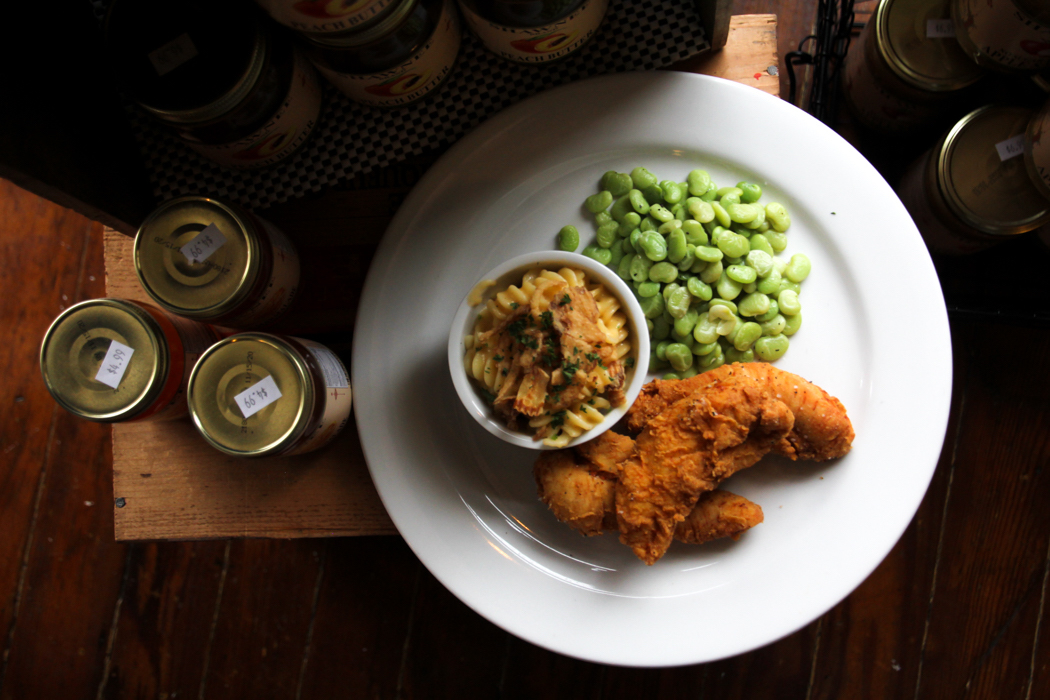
995, 134, 1026, 162
926, 18, 955, 38
235, 375, 282, 419
180, 223, 227, 264
148, 33, 199, 77
94, 340, 135, 389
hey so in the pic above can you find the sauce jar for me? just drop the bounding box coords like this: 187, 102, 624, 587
134, 196, 301, 330
897, 104, 1050, 253
841, 0, 985, 133
104, 0, 323, 170
40, 298, 222, 423
457, 0, 608, 63
254, 0, 401, 36
951, 0, 1050, 74
1024, 97, 1050, 200
187, 333, 352, 457
303, 0, 461, 107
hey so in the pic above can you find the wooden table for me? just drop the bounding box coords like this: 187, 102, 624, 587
105, 13, 780, 542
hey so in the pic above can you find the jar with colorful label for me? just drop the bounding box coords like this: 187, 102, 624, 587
104, 0, 323, 170
303, 0, 461, 108
40, 298, 222, 423
457, 0, 608, 63
254, 0, 401, 36
842, 0, 985, 133
1024, 97, 1050, 200
951, 0, 1050, 74
897, 104, 1050, 254
134, 197, 301, 330
187, 333, 352, 457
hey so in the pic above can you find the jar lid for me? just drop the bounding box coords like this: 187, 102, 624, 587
187, 333, 311, 456
40, 299, 168, 422
877, 0, 985, 91
104, 0, 267, 125
938, 105, 1050, 236
134, 197, 260, 320
1025, 98, 1050, 201
305, 0, 417, 49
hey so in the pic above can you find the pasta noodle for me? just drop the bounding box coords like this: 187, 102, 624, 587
464, 266, 633, 446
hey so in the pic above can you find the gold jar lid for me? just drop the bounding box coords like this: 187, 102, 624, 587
187, 333, 313, 457
40, 299, 168, 422
938, 105, 1050, 236
878, 0, 985, 91
135, 196, 260, 320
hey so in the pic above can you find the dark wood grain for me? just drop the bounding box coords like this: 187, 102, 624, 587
100, 541, 228, 700
297, 537, 421, 698
0, 178, 97, 679
0, 222, 130, 700
199, 540, 325, 699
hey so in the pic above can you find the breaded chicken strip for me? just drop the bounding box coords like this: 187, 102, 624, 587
625, 362, 854, 462
617, 383, 795, 564
533, 435, 763, 543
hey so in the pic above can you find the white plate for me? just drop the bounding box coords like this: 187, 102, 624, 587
351, 72, 952, 667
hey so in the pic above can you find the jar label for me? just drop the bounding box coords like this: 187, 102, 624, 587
228, 215, 301, 328
285, 338, 352, 456
954, 0, 1050, 72
183, 49, 323, 170
148, 33, 199, 77
458, 0, 608, 63
180, 222, 227, 264
315, 0, 461, 107
1026, 105, 1050, 199
995, 133, 1026, 160
235, 374, 283, 418
926, 18, 956, 38
256, 0, 399, 33
95, 340, 135, 389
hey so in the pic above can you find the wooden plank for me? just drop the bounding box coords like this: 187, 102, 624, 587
0, 179, 97, 679
297, 537, 421, 698
701, 623, 820, 698
200, 540, 324, 699
914, 322, 1050, 699
808, 329, 966, 699
104, 230, 395, 540
100, 541, 228, 699
499, 640, 605, 700
0, 226, 131, 700
675, 14, 780, 96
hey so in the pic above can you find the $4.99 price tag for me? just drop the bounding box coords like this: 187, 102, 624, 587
94, 340, 135, 389
180, 222, 227, 264
235, 375, 282, 419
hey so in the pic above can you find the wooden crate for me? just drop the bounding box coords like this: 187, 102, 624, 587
107, 15, 779, 541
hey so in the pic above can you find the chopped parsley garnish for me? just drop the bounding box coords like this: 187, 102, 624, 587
493, 354, 504, 362
585, 352, 599, 363
540, 311, 553, 329
562, 359, 580, 381
549, 411, 567, 429
625, 357, 636, 368
480, 389, 497, 404
509, 302, 519, 309
560, 294, 571, 305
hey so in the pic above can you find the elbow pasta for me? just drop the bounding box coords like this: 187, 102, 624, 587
464, 266, 633, 446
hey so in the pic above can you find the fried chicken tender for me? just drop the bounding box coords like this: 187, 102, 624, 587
617, 382, 795, 564
626, 362, 854, 462
534, 432, 764, 544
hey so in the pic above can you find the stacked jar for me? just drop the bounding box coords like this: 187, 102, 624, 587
103, 0, 324, 170
457, 0, 609, 63
255, 0, 463, 107
40, 196, 353, 459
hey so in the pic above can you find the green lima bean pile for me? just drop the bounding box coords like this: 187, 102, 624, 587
558, 166, 810, 379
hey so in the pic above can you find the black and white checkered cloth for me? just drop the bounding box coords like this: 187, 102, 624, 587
124, 0, 709, 210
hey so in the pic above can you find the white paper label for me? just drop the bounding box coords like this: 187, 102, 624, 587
995, 134, 1026, 161
235, 375, 282, 418
94, 340, 135, 389
180, 223, 227, 264
309, 346, 349, 388
148, 33, 199, 77
926, 19, 955, 38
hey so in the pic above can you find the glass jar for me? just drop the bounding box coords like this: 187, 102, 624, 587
457, 0, 607, 63
134, 196, 301, 330
841, 0, 985, 133
254, 0, 401, 37
897, 104, 1050, 253
187, 333, 352, 457
303, 0, 461, 107
104, 0, 323, 170
951, 0, 1050, 74
40, 298, 222, 423
1024, 97, 1050, 200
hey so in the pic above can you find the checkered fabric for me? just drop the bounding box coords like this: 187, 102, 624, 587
122, 0, 709, 210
